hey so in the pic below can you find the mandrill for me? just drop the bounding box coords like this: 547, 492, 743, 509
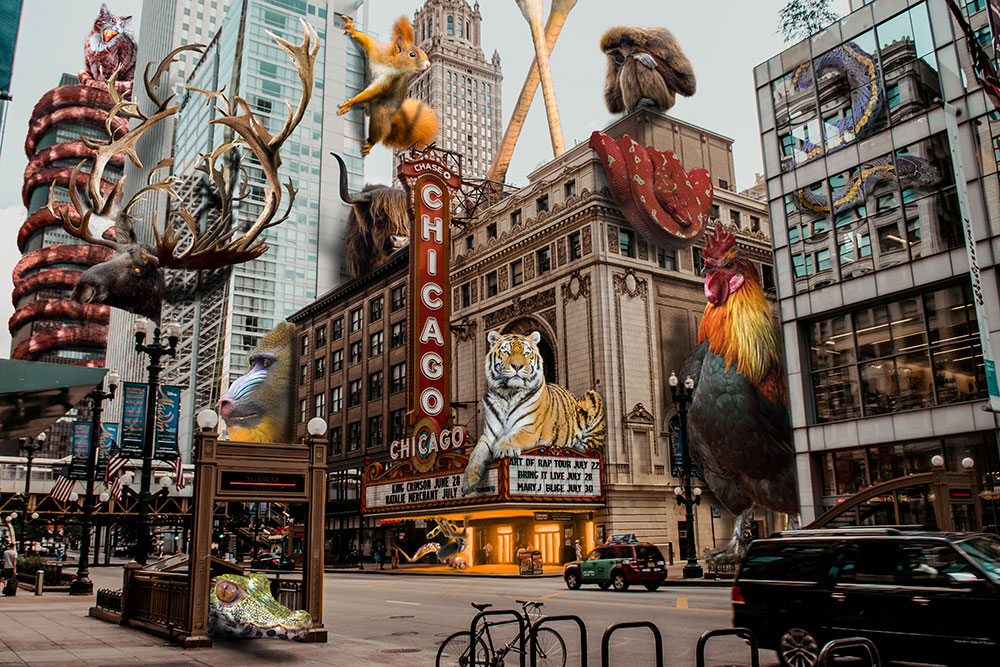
600, 25, 696, 114
218, 322, 295, 443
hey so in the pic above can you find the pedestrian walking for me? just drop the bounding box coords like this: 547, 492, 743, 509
391, 546, 399, 569
482, 541, 493, 564
574, 539, 583, 560
2, 544, 17, 596
374, 545, 382, 570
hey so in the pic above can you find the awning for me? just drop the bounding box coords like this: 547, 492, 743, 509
0, 359, 107, 440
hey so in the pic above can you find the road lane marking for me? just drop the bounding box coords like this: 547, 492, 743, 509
539, 590, 568, 600
385, 600, 421, 605
675, 596, 688, 609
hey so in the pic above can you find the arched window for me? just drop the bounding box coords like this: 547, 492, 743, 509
458, 19, 463, 37
466, 22, 470, 38
502, 318, 557, 385
447, 15, 454, 35
428, 18, 433, 36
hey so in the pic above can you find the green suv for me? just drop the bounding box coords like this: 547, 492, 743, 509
563, 541, 666, 591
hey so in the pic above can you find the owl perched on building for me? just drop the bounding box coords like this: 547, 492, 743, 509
600, 26, 696, 114
83, 3, 137, 83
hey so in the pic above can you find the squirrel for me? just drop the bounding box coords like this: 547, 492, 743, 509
337, 14, 438, 157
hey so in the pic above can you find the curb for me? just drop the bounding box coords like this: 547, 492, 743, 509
323, 568, 734, 585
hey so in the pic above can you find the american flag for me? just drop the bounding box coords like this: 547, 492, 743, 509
104, 453, 129, 485
108, 474, 122, 501
946, 0, 1000, 111
173, 456, 186, 490
50, 475, 76, 503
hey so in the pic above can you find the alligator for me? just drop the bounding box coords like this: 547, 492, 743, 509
208, 573, 312, 640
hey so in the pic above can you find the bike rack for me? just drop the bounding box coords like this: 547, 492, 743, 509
695, 628, 760, 667
816, 637, 881, 667
601, 621, 664, 667
469, 609, 528, 667
530, 615, 588, 667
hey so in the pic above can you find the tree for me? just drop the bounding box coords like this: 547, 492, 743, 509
778, 0, 841, 42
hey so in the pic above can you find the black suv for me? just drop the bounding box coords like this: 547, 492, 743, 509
733, 527, 1000, 667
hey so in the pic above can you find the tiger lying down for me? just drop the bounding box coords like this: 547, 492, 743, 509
462, 331, 606, 494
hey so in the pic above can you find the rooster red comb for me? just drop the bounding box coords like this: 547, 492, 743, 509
702, 223, 738, 267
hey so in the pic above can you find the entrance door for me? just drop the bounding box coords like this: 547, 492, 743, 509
534, 524, 559, 563
497, 526, 512, 564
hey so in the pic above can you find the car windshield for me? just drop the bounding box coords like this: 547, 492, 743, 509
956, 535, 1000, 583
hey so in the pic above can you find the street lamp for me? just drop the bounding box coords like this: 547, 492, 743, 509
70, 369, 118, 595
668, 372, 703, 579
17, 431, 46, 553
133, 317, 180, 565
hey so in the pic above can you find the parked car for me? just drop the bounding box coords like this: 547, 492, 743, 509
251, 551, 295, 571
564, 540, 666, 591
732, 527, 1000, 667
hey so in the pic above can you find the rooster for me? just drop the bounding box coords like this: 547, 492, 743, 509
679, 223, 798, 561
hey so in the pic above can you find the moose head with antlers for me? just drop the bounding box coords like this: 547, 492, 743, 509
49, 22, 320, 322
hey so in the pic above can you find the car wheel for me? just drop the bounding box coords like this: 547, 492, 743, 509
643, 582, 660, 591
564, 572, 581, 590
597, 582, 610, 590
778, 627, 820, 667
611, 571, 629, 591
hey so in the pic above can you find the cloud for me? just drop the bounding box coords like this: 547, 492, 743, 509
0, 204, 24, 359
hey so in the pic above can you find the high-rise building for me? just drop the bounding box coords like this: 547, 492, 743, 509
755, 0, 1000, 526
403, 0, 502, 180
0, 0, 24, 156
171, 0, 234, 92
158, 0, 366, 448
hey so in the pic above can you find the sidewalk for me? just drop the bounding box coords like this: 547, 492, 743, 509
0, 591, 433, 666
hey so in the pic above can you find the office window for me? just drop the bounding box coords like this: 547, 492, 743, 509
619, 229, 636, 258
315, 356, 325, 379
761, 264, 775, 291
332, 318, 343, 341
750, 215, 761, 232
536, 247, 551, 275
657, 248, 677, 270
564, 180, 576, 198
511, 259, 524, 286
486, 271, 498, 297
370, 331, 384, 357
391, 284, 406, 311
693, 247, 705, 275
330, 386, 342, 412
391, 363, 406, 393
730, 209, 741, 226
391, 321, 406, 348
536, 195, 548, 213
347, 421, 361, 452
314, 392, 325, 418
299, 398, 308, 423
350, 307, 363, 332
487, 222, 497, 239
368, 415, 384, 449
569, 232, 582, 260
329, 427, 342, 455
368, 370, 383, 400
348, 379, 362, 407
466, 235, 474, 250
390, 409, 405, 441
711, 204, 720, 220
300, 335, 309, 356
511, 209, 521, 226
331, 349, 343, 372
718, 178, 729, 189
349, 341, 362, 366
300, 364, 308, 385
370, 297, 383, 322
461, 283, 471, 308
316, 326, 326, 348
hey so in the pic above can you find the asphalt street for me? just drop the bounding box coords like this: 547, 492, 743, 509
78, 567, 773, 665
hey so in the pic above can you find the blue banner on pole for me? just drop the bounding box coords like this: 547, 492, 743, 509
98, 423, 119, 478
70, 422, 91, 479
120, 382, 148, 457
155, 385, 182, 460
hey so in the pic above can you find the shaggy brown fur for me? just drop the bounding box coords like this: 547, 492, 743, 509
334, 154, 410, 278
600, 26, 696, 114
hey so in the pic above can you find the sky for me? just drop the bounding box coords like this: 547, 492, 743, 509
0, 0, 851, 358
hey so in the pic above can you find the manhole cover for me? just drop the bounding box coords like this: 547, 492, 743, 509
389, 615, 414, 619
380, 648, 421, 654
390, 631, 418, 637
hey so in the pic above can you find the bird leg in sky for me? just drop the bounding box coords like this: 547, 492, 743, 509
515, 0, 566, 157
488, 0, 576, 183
705, 510, 752, 564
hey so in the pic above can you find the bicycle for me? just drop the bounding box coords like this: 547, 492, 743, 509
436, 599, 567, 667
